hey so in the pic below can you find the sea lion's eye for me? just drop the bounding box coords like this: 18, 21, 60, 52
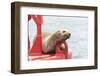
62, 31, 66, 33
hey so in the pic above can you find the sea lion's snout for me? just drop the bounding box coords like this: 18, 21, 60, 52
67, 33, 71, 39
64, 32, 71, 40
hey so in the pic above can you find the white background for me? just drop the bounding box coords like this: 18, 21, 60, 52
0, 0, 100, 76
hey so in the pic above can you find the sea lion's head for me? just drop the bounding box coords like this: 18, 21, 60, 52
55, 29, 71, 41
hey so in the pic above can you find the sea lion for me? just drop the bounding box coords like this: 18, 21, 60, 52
42, 30, 71, 54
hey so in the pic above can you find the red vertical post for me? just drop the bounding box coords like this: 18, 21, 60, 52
29, 15, 43, 56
